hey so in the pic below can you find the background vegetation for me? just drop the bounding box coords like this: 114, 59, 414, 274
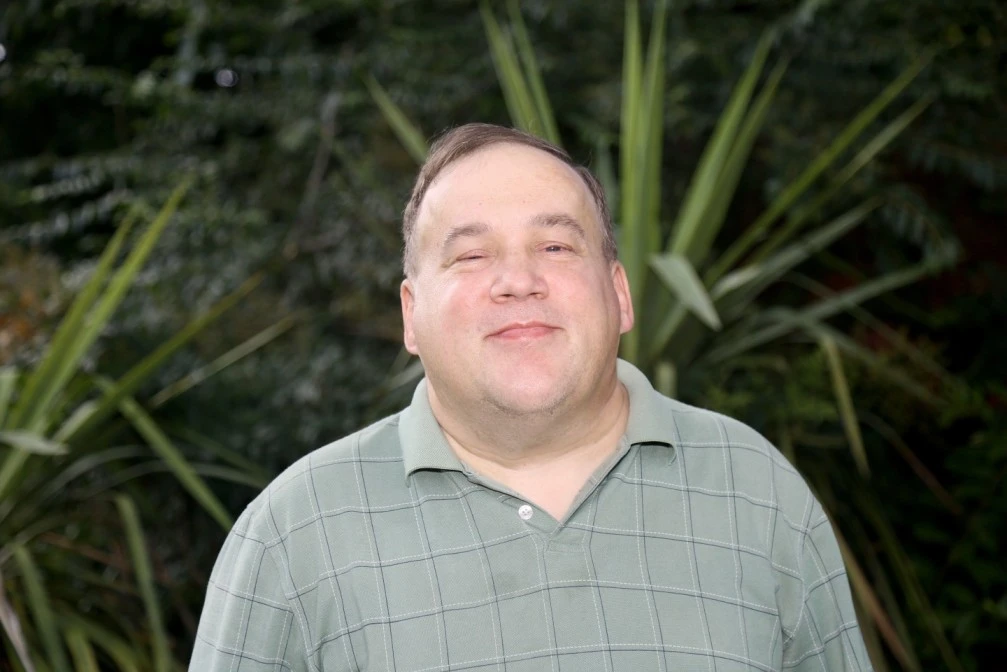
1, 0, 1004, 669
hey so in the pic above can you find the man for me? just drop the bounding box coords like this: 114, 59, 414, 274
191, 123, 870, 671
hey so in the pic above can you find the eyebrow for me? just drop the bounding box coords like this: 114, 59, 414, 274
531, 213, 587, 241
441, 222, 490, 252
440, 213, 587, 253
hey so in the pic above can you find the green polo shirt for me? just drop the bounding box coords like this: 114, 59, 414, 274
191, 360, 870, 671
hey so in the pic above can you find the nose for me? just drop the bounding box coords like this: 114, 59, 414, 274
489, 253, 548, 302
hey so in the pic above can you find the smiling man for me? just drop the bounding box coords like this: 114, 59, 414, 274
191, 124, 871, 671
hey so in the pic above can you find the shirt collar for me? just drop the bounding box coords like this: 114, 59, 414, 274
400, 358, 675, 481
399, 376, 465, 479
617, 358, 675, 448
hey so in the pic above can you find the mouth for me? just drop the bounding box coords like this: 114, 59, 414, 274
488, 321, 559, 341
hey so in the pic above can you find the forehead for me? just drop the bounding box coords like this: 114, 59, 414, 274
416, 143, 598, 236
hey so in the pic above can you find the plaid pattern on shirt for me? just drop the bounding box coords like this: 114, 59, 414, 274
190, 360, 871, 671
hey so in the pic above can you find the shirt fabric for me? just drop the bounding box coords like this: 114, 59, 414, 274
190, 359, 871, 672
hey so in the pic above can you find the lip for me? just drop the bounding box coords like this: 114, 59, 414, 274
487, 321, 558, 340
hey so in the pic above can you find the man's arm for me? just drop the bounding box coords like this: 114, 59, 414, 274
189, 510, 310, 672
782, 498, 872, 671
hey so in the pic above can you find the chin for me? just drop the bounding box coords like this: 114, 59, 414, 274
479, 378, 575, 418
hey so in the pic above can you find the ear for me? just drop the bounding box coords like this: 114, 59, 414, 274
611, 261, 635, 335
400, 278, 419, 355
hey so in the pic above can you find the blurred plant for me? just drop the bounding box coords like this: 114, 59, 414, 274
0, 182, 287, 671
1, 0, 409, 486
0, 246, 67, 366
368, 0, 967, 668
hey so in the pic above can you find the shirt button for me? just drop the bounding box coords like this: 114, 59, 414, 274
518, 504, 534, 521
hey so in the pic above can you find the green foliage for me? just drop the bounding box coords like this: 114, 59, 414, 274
698, 337, 1007, 668
1, 0, 410, 499
481, 0, 561, 145
0, 188, 276, 670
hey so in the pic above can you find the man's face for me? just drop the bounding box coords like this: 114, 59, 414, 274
401, 143, 634, 418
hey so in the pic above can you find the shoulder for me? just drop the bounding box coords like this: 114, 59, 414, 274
234, 410, 407, 546
621, 359, 802, 498
655, 396, 819, 527
653, 394, 788, 468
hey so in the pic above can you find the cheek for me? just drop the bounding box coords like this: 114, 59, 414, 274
555, 269, 609, 300
414, 280, 483, 336
563, 274, 622, 326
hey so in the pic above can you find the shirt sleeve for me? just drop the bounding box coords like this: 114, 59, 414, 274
782, 498, 872, 671
189, 509, 311, 672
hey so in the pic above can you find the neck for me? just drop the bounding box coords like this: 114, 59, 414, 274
427, 375, 630, 519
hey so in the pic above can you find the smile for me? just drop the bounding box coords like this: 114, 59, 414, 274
488, 322, 558, 340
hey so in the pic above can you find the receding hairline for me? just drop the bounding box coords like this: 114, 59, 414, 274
419, 140, 601, 219
401, 123, 617, 277
411, 143, 606, 267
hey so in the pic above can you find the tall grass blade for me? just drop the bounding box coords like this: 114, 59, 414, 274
114, 391, 232, 530
620, 0, 642, 198
708, 258, 937, 363
0, 368, 17, 429
656, 199, 876, 365
618, 0, 643, 270
785, 272, 960, 391
863, 547, 921, 671
0, 572, 36, 672
506, 0, 560, 145
149, 310, 299, 409
686, 58, 788, 263
64, 628, 100, 672
58, 614, 143, 672
860, 411, 960, 514
711, 199, 880, 315
807, 322, 940, 405
668, 28, 775, 261
0, 431, 66, 456
819, 335, 869, 476
35, 446, 146, 505
51, 401, 98, 444
833, 530, 917, 670
114, 495, 171, 672
386, 345, 416, 380
364, 75, 429, 164
383, 359, 426, 392
709, 52, 933, 283
620, 0, 671, 358
641, 0, 668, 255
12, 545, 71, 672
751, 94, 934, 263
62, 273, 266, 444
862, 505, 964, 672
5, 206, 138, 432
164, 427, 269, 487
188, 463, 271, 489
647, 302, 690, 364
799, 261, 939, 322
22, 179, 190, 435
650, 253, 722, 330
0, 207, 142, 501
655, 360, 676, 398
481, 1, 538, 135
593, 135, 619, 217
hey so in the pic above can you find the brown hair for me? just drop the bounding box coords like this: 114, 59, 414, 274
401, 123, 617, 276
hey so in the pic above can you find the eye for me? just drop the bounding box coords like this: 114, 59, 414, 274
543, 244, 572, 253
457, 251, 487, 262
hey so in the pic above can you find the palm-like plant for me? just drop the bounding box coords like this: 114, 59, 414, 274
0, 182, 287, 671
368, 0, 965, 669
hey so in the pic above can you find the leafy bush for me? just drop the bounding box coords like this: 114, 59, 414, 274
0, 184, 282, 671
